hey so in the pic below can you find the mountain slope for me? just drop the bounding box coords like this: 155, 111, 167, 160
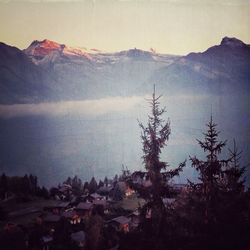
147, 37, 250, 95
0, 42, 56, 104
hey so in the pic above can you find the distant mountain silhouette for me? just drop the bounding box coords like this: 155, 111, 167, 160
0, 37, 249, 104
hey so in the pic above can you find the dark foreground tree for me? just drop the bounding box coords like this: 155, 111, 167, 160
189, 116, 228, 226
224, 139, 246, 193
123, 88, 185, 250
182, 117, 250, 250
218, 140, 250, 250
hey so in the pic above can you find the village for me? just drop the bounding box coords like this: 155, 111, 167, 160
0, 171, 187, 250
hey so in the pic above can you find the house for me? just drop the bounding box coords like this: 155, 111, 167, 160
44, 201, 70, 215
93, 199, 107, 208
125, 186, 135, 197
115, 181, 135, 198
43, 214, 61, 229
62, 210, 81, 224
97, 186, 113, 197
71, 230, 86, 249
110, 216, 131, 232
93, 199, 110, 214
75, 202, 93, 217
88, 193, 104, 201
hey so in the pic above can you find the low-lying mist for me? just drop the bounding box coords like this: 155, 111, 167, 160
0, 93, 249, 187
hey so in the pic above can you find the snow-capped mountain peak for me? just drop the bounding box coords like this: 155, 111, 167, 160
25, 39, 62, 57
24, 39, 92, 62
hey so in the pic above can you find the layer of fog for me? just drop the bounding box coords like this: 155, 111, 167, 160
0, 96, 149, 118
0, 94, 249, 186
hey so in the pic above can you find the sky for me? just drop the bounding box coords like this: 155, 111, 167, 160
0, 0, 250, 54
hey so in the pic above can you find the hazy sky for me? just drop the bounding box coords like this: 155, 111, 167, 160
0, 0, 249, 54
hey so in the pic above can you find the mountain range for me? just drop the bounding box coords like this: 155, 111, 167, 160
1, 36, 249, 104
0, 37, 249, 186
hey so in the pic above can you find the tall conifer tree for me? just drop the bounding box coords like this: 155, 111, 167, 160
133, 87, 185, 238
189, 116, 228, 225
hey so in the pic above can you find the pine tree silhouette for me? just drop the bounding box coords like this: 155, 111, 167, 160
130, 87, 185, 239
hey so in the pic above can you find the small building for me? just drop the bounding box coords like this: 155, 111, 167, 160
93, 199, 107, 208
44, 201, 70, 215
75, 202, 93, 218
88, 193, 104, 201
93, 199, 109, 214
97, 186, 113, 197
62, 210, 81, 224
110, 216, 131, 232
113, 181, 135, 198
125, 186, 135, 197
43, 214, 61, 229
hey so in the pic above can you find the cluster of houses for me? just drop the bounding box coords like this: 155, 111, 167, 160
1, 180, 140, 250
1, 175, 187, 250
40, 184, 142, 249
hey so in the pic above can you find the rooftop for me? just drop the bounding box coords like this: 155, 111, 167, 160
43, 214, 61, 223
76, 202, 93, 210
111, 216, 131, 225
